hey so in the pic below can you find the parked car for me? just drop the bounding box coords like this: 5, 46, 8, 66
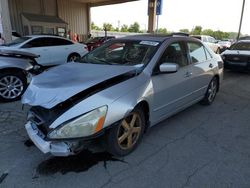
218, 40, 232, 52
0, 50, 43, 102
191, 35, 222, 54
239, 36, 250, 41
86, 36, 115, 51
0, 35, 88, 67
22, 34, 223, 157
12, 30, 22, 41
221, 40, 250, 71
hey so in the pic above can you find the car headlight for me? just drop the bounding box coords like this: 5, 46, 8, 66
48, 106, 107, 139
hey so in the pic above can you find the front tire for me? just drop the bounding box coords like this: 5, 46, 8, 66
105, 107, 145, 156
0, 71, 27, 102
200, 77, 218, 105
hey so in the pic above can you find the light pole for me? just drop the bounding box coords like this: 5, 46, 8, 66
237, 0, 245, 40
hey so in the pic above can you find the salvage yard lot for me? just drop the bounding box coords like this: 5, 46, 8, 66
1, 71, 250, 188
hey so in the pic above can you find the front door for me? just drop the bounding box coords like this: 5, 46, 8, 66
151, 41, 195, 123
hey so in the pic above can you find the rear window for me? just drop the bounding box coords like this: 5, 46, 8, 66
230, 42, 250, 51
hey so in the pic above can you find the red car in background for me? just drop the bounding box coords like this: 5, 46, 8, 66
86, 36, 115, 51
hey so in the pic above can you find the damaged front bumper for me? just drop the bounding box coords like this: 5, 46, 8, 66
25, 122, 75, 156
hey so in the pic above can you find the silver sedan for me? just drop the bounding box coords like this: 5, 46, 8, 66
0, 50, 41, 102
22, 34, 223, 157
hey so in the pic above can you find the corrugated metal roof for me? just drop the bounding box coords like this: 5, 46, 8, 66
22, 13, 67, 24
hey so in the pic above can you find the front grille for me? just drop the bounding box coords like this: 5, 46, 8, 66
29, 106, 66, 136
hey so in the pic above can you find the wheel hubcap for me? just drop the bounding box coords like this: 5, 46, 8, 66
0, 76, 23, 99
69, 56, 77, 62
208, 80, 217, 102
117, 112, 142, 150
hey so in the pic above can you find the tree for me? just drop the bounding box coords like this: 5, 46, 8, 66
114, 27, 120, 32
128, 22, 140, 33
91, 22, 101, 31
158, 28, 168, 34
201, 29, 214, 36
228, 32, 238, 39
120, 24, 129, 32
179, 29, 190, 33
191, 26, 202, 35
103, 23, 114, 31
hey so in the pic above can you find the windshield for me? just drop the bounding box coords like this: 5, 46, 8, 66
79, 40, 159, 66
230, 42, 250, 51
4, 37, 31, 47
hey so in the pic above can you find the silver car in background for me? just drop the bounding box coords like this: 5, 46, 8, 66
22, 34, 223, 157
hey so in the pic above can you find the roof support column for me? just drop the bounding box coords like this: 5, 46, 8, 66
0, 0, 12, 42
86, 3, 91, 37
148, 0, 156, 33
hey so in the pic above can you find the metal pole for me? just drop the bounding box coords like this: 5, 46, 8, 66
156, 15, 159, 33
237, 0, 245, 40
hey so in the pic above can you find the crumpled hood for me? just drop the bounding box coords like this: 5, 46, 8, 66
22, 63, 136, 108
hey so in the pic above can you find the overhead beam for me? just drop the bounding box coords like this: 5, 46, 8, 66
90, 0, 138, 7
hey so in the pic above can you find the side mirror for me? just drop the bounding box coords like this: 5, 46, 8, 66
159, 63, 179, 73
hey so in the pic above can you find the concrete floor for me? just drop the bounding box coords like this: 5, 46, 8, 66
1, 71, 250, 188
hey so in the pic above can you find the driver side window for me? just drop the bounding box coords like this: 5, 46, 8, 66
159, 42, 188, 67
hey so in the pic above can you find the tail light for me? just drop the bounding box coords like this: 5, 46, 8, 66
218, 61, 224, 69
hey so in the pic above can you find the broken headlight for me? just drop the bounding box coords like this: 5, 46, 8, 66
48, 106, 107, 139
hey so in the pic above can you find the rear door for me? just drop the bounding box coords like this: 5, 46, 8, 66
187, 41, 215, 99
45, 38, 74, 65
151, 41, 196, 122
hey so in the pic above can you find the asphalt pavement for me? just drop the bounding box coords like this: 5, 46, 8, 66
0, 70, 250, 188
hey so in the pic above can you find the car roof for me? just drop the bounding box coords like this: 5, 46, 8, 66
120, 34, 191, 42
237, 40, 250, 43
25, 35, 71, 40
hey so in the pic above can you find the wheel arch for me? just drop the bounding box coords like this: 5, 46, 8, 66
135, 100, 150, 131
0, 67, 28, 77
67, 52, 81, 61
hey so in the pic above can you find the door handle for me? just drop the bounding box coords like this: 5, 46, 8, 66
209, 63, 214, 68
185, 72, 193, 78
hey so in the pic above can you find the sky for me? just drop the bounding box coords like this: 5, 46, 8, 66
91, 0, 250, 35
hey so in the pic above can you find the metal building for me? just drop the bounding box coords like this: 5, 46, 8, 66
0, 0, 158, 42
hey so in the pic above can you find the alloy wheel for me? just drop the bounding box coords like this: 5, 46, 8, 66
207, 79, 217, 103
117, 112, 142, 150
0, 75, 24, 99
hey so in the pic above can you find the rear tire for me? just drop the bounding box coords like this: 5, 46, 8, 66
67, 53, 80, 62
0, 71, 27, 102
200, 77, 218, 105
104, 107, 145, 156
